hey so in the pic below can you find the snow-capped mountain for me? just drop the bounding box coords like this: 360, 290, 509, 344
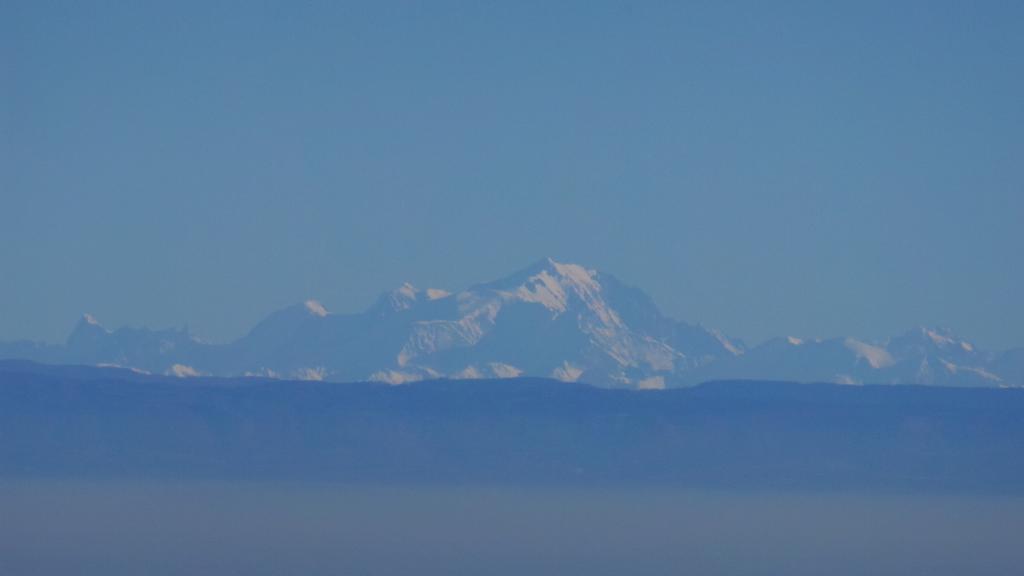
0, 258, 1020, 388
221, 257, 743, 387
685, 327, 1007, 387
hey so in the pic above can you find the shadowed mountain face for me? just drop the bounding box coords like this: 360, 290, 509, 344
2, 361, 1023, 490
0, 259, 1020, 388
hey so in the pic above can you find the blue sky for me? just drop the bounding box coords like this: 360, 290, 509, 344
2, 1, 1022, 349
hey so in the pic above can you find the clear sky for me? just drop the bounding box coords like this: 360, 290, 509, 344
2, 1, 1022, 349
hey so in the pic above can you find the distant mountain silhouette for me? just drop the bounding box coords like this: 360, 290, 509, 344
2, 360, 1023, 490
0, 258, 1020, 388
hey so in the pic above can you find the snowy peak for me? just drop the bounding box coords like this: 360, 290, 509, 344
81, 313, 104, 328
478, 258, 632, 336
66, 313, 110, 346
303, 300, 329, 317
73, 313, 109, 334
352, 258, 724, 386
368, 283, 418, 315
496, 258, 609, 318
887, 326, 984, 368
372, 282, 451, 314
481, 257, 586, 290
895, 326, 976, 354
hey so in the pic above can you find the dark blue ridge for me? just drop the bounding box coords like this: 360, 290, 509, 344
1, 361, 1022, 492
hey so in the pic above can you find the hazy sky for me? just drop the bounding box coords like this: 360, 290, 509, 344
3, 1, 1022, 348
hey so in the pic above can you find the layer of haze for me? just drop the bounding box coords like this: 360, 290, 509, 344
2, 1, 1022, 348
3, 481, 1023, 576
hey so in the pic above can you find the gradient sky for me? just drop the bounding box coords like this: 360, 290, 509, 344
2, 1, 1022, 349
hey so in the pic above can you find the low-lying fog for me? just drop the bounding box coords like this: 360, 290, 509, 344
2, 481, 1021, 576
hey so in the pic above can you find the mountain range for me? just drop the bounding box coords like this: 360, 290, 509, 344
2, 258, 1021, 388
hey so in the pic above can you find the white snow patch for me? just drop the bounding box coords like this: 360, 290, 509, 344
169, 364, 202, 378
712, 329, 743, 355
637, 376, 666, 390
552, 361, 583, 382
507, 260, 608, 319
787, 336, 804, 346
513, 271, 569, 313
397, 309, 499, 365
488, 362, 523, 378
552, 260, 602, 290
397, 282, 418, 299
97, 363, 149, 375
304, 300, 328, 317
370, 370, 424, 385
925, 328, 954, 347
635, 337, 680, 371
295, 367, 326, 381
844, 338, 895, 369
941, 361, 1003, 383
82, 313, 102, 326
426, 288, 451, 300
454, 365, 483, 379
966, 367, 1002, 382
382, 283, 421, 311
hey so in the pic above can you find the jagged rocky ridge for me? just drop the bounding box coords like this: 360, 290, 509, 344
1, 258, 1021, 388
